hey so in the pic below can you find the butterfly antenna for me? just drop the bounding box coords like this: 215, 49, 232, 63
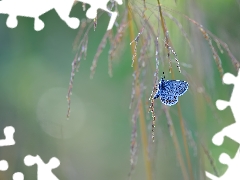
163, 71, 165, 79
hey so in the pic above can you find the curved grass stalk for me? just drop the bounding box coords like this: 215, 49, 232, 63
156, 0, 194, 179
128, 4, 153, 180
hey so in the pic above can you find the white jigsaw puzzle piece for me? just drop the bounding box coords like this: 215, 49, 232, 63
13, 172, 24, 180
205, 68, 240, 179
0, 160, 8, 171
206, 148, 240, 180
216, 69, 240, 122
0, 0, 80, 31
0, 126, 15, 146
0, 0, 123, 31
212, 122, 240, 146
24, 155, 60, 180
212, 69, 240, 146
77, 0, 123, 30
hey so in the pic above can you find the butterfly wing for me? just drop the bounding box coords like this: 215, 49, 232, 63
160, 94, 178, 106
162, 80, 189, 97
154, 78, 188, 106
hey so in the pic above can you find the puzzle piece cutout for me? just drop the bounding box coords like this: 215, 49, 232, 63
212, 69, 240, 145
77, 0, 123, 30
13, 172, 24, 180
24, 155, 60, 180
0, 126, 15, 147
0, 0, 122, 31
0, 0, 80, 31
0, 160, 25, 180
206, 148, 240, 180
0, 160, 8, 171
0, 126, 61, 179
205, 68, 240, 179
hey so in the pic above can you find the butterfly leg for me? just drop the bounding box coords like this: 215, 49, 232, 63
153, 91, 160, 99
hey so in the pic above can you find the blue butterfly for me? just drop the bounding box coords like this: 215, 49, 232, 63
153, 75, 189, 106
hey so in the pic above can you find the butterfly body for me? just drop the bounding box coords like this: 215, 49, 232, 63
153, 77, 189, 106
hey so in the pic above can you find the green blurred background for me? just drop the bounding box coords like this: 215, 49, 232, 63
0, 0, 239, 179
